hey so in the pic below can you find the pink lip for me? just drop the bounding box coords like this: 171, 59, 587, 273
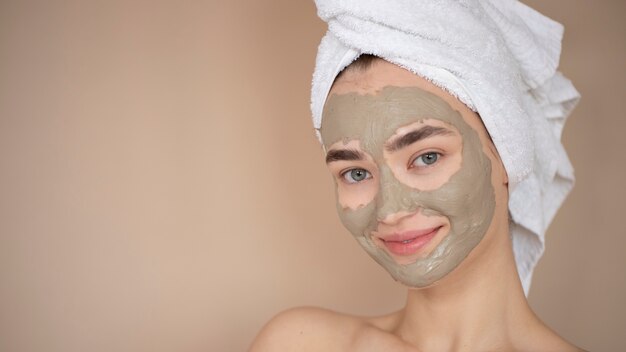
378, 226, 442, 256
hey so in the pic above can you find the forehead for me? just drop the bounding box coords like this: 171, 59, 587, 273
320, 60, 486, 154
320, 86, 466, 154
329, 59, 467, 107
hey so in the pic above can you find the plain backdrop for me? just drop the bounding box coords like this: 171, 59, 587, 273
1, 1, 624, 351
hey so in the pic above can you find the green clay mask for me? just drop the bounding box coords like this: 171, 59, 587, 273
320, 86, 495, 287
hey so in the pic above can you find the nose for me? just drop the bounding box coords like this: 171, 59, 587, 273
378, 209, 415, 225
376, 166, 418, 224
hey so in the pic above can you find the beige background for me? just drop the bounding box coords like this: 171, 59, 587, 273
0, 1, 624, 351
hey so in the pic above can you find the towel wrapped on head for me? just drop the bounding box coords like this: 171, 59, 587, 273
310, 0, 580, 295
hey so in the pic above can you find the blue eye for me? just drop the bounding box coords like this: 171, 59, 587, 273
342, 168, 371, 184
412, 152, 440, 168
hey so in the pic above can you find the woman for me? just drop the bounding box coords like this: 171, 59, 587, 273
252, 1, 584, 350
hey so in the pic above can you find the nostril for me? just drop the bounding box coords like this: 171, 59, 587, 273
378, 210, 415, 225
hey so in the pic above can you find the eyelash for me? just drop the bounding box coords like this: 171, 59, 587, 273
340, 168, 372, 184
409, 151, 443, 169
336, 151, 443, 184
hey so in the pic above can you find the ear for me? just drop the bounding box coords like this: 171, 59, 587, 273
495, 149, 508, 186
502, 165, 509, 186
486, 140, 508, 186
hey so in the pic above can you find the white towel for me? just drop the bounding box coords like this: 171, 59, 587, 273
310, 0, 580, 295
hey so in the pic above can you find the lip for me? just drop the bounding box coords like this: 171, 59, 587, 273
377, 226, 442, 256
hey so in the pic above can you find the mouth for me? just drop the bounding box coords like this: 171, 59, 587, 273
377, 226, 443, 257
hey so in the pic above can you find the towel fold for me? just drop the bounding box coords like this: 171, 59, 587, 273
311, 0, 580, 295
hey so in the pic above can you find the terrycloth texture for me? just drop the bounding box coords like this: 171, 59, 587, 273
311, 0, 580, 295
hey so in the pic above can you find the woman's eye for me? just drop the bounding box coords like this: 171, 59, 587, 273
412, 152, 440, 168
341, 168, 371, 184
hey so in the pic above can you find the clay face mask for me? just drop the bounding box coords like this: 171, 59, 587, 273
320, 86, 495, 287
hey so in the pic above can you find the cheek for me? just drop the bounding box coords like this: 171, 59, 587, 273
386, 151, 463, 192
335, 180, 378, 210
336, 201, 378, 239
433, 154, 495, 233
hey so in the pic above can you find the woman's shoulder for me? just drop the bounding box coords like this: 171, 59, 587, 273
249, 306, 397, 352
249, 306, 361, 352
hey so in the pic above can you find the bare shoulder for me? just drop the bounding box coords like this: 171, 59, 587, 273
249, 307, 411, 352
516, 320, 587, 352
249, 306, 367, 352
249, 307, 358, 352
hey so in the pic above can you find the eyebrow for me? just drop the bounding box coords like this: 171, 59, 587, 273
385, 126, 455, 152
325, 149, 364, 163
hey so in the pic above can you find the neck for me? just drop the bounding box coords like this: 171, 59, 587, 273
394, 227, 539, 351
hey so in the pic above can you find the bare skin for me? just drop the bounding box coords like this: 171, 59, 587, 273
250, 60, 583, 352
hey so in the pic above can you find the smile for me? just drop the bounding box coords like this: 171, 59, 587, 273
378, 226, 443, 256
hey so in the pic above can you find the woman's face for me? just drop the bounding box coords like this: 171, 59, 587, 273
320, 60, 509, 287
